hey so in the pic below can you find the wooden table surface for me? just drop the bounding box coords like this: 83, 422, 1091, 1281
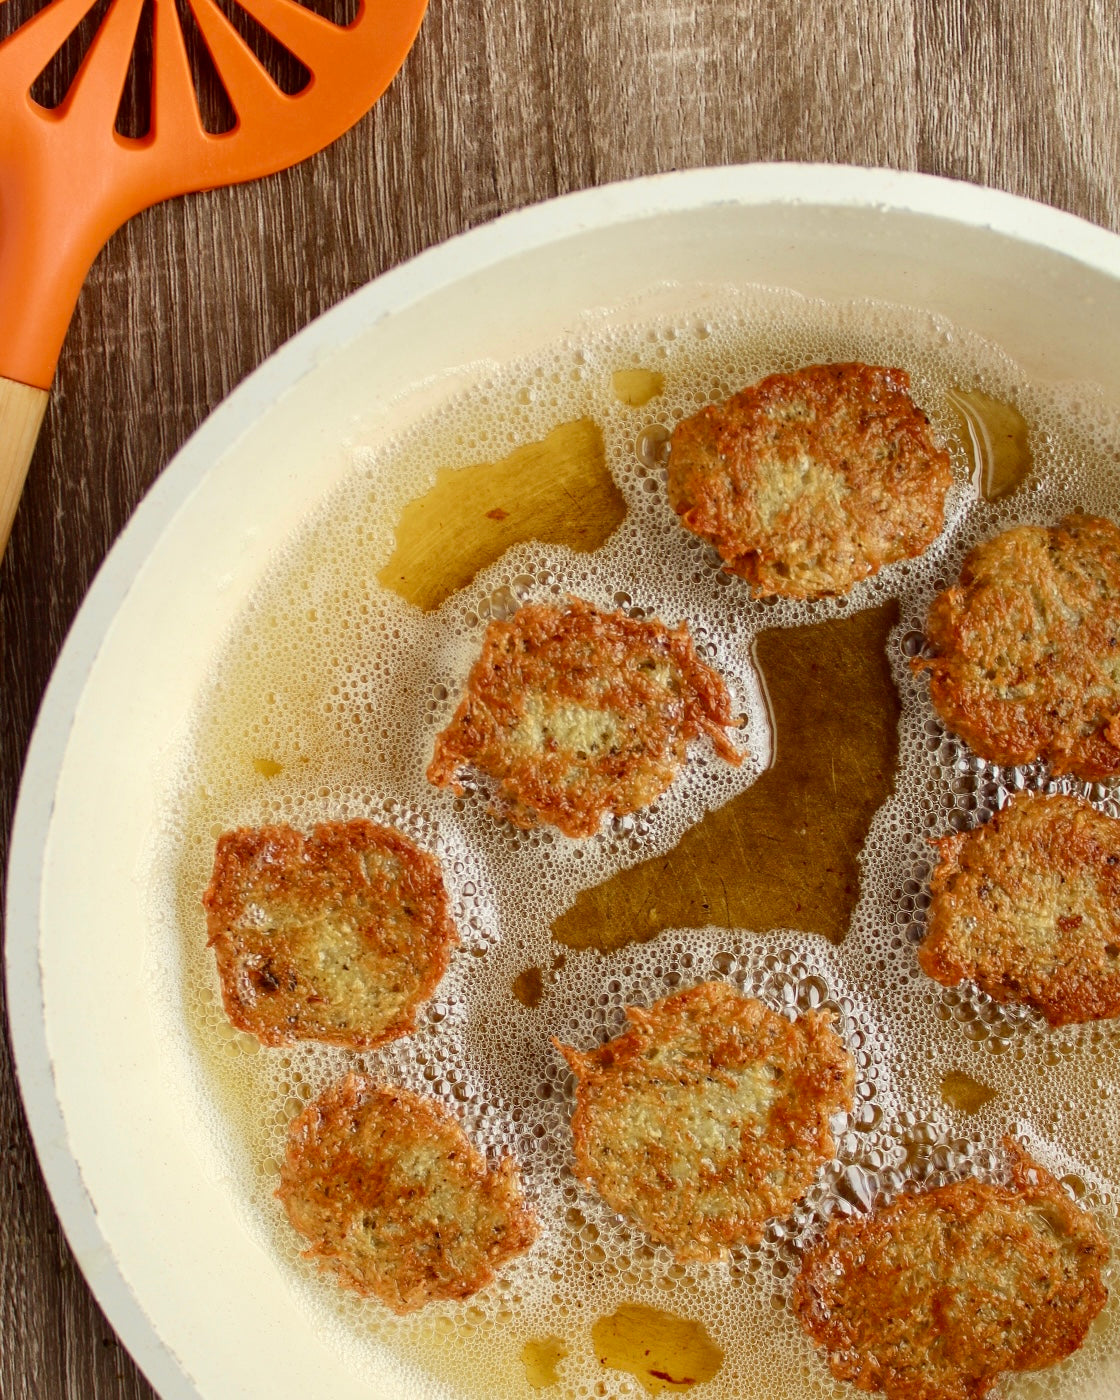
3, 0, 1120, 1394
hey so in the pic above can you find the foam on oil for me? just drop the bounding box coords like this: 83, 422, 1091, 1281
148, 285, 1120, 1398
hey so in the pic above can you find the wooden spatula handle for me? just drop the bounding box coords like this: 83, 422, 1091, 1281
0, 377, 49, 558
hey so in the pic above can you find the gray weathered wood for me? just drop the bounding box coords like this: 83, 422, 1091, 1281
3, 0, 1120, 1394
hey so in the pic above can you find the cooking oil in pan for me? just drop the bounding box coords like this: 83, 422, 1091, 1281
152, 285, 1120, 1398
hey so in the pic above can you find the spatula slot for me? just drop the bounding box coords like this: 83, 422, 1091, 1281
210, 0, 310, 96
173, 0, 236, 133
26, 0, 110, 108
284, 0, 359, 28
113, 0, 151, 136
0, 0, 52, 46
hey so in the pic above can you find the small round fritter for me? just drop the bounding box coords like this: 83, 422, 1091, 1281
921, 792, 1120, 1027
918, 514, 1120, 779
278, 1075, 538, 1313
427, 598, 743, 838
667, 362, 952, 599
792, 1140, 1110, 1400
556, 980, 855, 1260
203, 819, 458, 1049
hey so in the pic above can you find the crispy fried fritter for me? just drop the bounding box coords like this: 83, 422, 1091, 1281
427, 598, 743, 838
203, 819, 458, 1049
667, 363, 951, 599
918, 514, 1120, 778
921, 792, 1120, 1026
278, 1075, 538, 1313
792, 1140, 1110, 1400
556, 981, 855, 1260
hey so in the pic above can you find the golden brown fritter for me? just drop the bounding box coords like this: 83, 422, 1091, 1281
921, 792, 1120, 1026
203, 819, 458, 1049
278, 1075, 538, 1313
556, 981, 855, 1260
918, 514, 1120, 779
427, 598, 743, 838
667, 362, 952, 599
792, 1140, 1110, 1400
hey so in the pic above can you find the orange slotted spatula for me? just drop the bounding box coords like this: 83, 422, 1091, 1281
0, 0, 428, 554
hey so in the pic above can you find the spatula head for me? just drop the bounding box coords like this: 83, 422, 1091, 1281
0, 0, 428, 387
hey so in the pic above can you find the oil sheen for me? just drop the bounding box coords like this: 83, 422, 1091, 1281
148, 285, 1120, 1399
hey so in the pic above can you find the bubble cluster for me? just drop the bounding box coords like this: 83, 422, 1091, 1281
146, 285, 1120, 1398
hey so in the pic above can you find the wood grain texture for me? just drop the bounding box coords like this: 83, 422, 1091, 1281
0, 380, 49, 556
3, 1, 1120, 1395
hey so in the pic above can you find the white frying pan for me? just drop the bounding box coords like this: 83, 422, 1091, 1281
8, 166, 1120, 1398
